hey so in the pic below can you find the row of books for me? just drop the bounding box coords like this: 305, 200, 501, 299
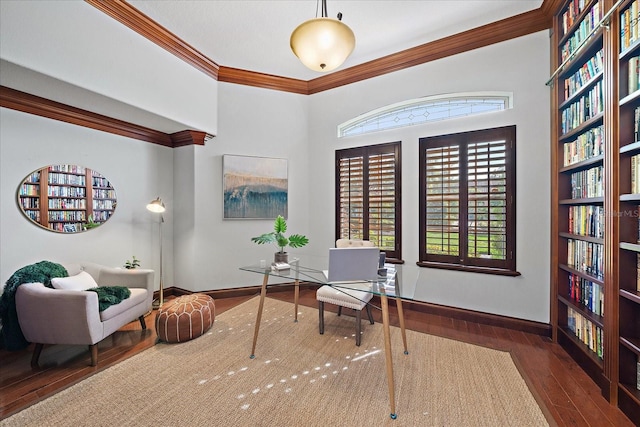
18, 183, 39, 196
19, 198, 39, 209
49, 165, 86, 174
568, 205, 604, 238
631, 154, 640, 194
23, 211, 40, 222
24, 171, 40, 183
561, 1, 602, 62
567, 307, 604, 359
567, 238, 604, 280
47, 186, 86, 198
568, 273, 604, 316
93, 189, 116, 199
620, 1, 639, 52
48, 211, 86, 222
563, 125, 603, 166
93, 200, 116, 210
91, 176, 112, 188
48, 222, 82, 232
563, 49, 603, 100
560, 80, 604, 134
561, 0, 589, 36
570, 165, 604, 199
90, 211, 112, 222
47, 172, 85, 186
48, 198, 87, 210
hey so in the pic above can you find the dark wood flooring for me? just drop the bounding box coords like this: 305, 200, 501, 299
0, 290, 636, 426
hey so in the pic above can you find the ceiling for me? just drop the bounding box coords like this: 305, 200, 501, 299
128, 0, 543, 81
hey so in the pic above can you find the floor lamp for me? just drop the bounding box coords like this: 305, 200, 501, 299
147, 197, 165, 309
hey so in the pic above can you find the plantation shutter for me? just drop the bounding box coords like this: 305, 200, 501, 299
467, 139, 508, 263
338, 155, 365, 241
424, 144, 461, 263
336, 142, 401, 260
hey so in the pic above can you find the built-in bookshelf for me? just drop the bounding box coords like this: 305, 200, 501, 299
553, 0, 607, 397
552, 0, 640, 423
17, 165, 116, 232
618, 0, 640, 420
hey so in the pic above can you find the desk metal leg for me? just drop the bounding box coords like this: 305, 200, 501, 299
395, 297, 408, 355
380, 292, 397, 419
294, 279, 299, 322
250, 272, 269, 358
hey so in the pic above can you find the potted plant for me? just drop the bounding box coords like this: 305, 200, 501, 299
251, 215, 309, 263
124, 256, 140, 269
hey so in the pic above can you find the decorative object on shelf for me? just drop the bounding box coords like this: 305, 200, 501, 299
223, 155, 288, 219
16, 164, 117, 233
146, 197, 165, 309
124, 256, 141, 270
290, 0, 355, 72
251, 215, 308, 263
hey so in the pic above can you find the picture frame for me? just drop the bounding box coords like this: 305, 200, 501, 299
223, 155, 288, 219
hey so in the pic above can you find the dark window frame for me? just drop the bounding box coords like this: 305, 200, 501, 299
418, 126, 519, 276
335, 141, 402, 262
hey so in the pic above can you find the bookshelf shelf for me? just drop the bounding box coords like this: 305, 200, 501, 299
559, 197, 604, 204
559, 154, 604, 173
620, 141, 640, 154
621, 242, 640, 252
558, 295, 604, 326
559, 232, 604, 244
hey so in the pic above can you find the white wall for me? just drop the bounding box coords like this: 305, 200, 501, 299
0, 108, 174, 293
0, 0, 218, 134
307, 31, 551, 323
174, 82, 311, 291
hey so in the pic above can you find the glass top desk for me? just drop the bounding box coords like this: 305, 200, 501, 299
240, 257, 420, 420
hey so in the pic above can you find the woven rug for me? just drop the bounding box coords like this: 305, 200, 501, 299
1, 297, 549, 426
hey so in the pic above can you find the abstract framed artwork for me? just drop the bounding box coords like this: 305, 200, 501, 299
223, 155, 288, 219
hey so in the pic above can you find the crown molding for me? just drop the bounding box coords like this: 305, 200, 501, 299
307, 9, 552, 93
218, 67, 309, 95
85, 0, 219, 80
87, 1, 554, 95
0, 86, 213, 147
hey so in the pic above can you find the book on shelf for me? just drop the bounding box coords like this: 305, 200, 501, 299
568, 273, 604, 316
632, 154, 640, 194
630, 56, 640, 94
570, 165, 604, 198
567, 239, 604, 280
567, 307, 604, 359
563, 125, 603, 166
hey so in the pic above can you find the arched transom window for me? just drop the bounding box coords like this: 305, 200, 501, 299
338, 92, 513, 137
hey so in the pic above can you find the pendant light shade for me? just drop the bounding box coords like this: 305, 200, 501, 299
290, 1, 355, 72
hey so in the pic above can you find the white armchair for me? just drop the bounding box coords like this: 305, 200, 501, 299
15, 262, 154, 367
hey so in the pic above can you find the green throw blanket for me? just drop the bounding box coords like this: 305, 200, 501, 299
0, 261, 68, 351
0, 261, 132, 351
86, 286, 131, 312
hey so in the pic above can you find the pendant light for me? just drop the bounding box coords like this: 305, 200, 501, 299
290, 0, 355, 72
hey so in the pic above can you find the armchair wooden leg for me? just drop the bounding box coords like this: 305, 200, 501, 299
138, 315, 147, 330
31, 343, 44, 368
89, 344, 98, 366
337, 306, 342, 316
319, 301, 325, 334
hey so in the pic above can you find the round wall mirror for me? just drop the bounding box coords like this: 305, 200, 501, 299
17, 164, 117, 233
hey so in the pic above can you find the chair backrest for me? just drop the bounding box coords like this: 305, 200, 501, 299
327, 247, 380, 282
336, 239, 375, 248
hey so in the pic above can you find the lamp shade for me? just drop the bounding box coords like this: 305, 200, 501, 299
146, 197, 165, 213
290, 17, 355, 72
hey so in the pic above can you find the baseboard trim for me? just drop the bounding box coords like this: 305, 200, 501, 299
158, 284, 550, 337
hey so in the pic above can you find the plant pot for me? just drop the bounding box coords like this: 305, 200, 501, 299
274, 252, 288, 263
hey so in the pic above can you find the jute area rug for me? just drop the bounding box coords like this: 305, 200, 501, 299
1, 297, 549, 427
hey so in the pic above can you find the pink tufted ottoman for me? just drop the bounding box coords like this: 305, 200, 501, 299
155, 294, 216, 343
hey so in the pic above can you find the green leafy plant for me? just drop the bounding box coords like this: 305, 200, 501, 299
83, 215, 100, 230
251, 215, 309, 254
124, 256, 140, 270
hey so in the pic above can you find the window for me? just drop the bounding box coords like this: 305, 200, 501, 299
336, 142, 401, 261
338, 92, 512, 137
419, 126, 518, 275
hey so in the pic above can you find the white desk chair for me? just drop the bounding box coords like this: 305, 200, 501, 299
317, 239, 376, 346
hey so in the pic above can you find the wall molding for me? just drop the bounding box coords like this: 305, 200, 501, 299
0, 86, 211, 147
86, 0, 554, 94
